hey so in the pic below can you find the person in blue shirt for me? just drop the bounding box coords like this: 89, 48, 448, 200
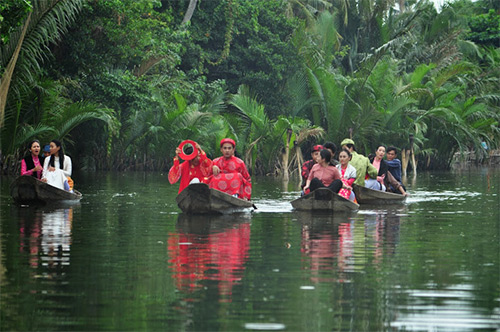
385, 146, 407, 194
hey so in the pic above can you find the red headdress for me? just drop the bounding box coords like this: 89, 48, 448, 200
220, 138, 236, 148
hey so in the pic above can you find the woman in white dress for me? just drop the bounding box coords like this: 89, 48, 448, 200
42, 140, 72, 191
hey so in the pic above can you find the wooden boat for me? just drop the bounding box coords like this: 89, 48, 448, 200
291, 188, 359, 212
352, 184, 406, 205
10, 175, 82, 204
176, 183, 255, 214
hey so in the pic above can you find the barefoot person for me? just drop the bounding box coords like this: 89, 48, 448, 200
168, 142, 212, 193
209, 138, 252, 200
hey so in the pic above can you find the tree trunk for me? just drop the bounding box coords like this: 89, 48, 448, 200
283, 130, 292, 181
401, 149, 410, 177
0, 12, 32, 128
181, 0, 198, 26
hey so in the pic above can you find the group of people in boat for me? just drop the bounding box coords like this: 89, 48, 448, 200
21, 139, 74, 192
168, 138, 252, 200
21, 136, 406, 202
301, 138, 408, 202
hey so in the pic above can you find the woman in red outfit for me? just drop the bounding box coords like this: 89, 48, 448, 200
209, 138, 252, 200
21, 140, 44, 179
168, 142, 212, 193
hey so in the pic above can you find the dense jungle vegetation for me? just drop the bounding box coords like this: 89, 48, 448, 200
1, 0, 499, 177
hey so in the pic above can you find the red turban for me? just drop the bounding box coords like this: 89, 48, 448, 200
220, 138, 236, 148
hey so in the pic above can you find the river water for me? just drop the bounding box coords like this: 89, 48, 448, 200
1, 168, 499, 331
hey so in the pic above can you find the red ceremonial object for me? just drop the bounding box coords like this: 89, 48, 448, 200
178, 140, 198, 161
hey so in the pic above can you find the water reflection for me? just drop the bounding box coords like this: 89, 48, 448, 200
18, 206, 74, 273
167, 213, 251, 302
297, 209, 402, 283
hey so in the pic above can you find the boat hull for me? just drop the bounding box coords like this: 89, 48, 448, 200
175, 183, 254, 214
10, 175, 82, 204
352, 184, 406, 204
291, 188, 359, 212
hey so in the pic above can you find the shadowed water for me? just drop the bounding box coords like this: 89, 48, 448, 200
1, 169, 499, 331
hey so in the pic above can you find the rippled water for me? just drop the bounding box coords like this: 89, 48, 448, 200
1, 169, 499, 331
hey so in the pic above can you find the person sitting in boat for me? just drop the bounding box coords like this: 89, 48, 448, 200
384, 146, 408, 196
336, 149, 357, 201
209, 138, 252, 200
41, 140, 73, 191
42, 144, 51, 158
303, 149, 343, 195
21, 140, 44, 180
168, 142, 212, 193
365, 145, 388, 191
340, 138, 378, 187
323, 141, 339, 166
301, 144, 323, 192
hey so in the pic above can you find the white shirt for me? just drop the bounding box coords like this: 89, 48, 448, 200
43, 155, 72, 178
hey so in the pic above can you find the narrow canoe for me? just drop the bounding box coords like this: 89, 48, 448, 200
175, 183, 255, 214
10, 175, 82, 204
291, 188, 359, 212
352, 184, 406, 205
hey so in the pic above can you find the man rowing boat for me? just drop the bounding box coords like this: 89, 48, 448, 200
209, 138, 252, 200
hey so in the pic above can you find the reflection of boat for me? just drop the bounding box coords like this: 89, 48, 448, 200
352, 184, 406, 205
291, 188, 359, 212
175, 183, 254, 214
10, 176, 82, 204
168, 214, 251, 301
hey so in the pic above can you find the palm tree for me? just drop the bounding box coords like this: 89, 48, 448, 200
1, 0, 83, 127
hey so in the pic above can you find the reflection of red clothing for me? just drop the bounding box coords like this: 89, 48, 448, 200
209, 156, 251, 199
167, 223, 251, 300
168, 153, 212, 193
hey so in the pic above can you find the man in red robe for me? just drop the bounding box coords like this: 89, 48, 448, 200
209, 138, 252, 200
168, 142, 212, 193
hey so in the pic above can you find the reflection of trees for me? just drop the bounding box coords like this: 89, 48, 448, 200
167, 214, 251, 302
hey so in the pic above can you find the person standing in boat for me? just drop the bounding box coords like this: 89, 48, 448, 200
340, 138, 378, 187
168, 142, 212, 193
41, 140, 73, 191
209, 138, 252, 200
303, 149, 343, 194
300, 144, 323, 192
336, 149, 357, 201
21, 140, 44, 179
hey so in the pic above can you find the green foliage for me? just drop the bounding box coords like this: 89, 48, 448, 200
0, 0, 31, 45
467, 9, 500, 47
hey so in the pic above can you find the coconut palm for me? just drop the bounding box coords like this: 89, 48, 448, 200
1, 0, 83, 127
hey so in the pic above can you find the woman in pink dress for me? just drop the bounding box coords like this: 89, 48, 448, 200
336, 149, 357, 200
303, 149, 342, 194
21, 140, 44, 179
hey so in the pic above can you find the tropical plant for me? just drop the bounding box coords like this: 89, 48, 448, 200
1, 0, 83, 127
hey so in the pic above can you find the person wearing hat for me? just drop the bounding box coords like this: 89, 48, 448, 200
209, 138, 252, 200
42, 144, 51, 158
168, 141, 212, 193
340, 138, 378, 187
300, 144, 323, 192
